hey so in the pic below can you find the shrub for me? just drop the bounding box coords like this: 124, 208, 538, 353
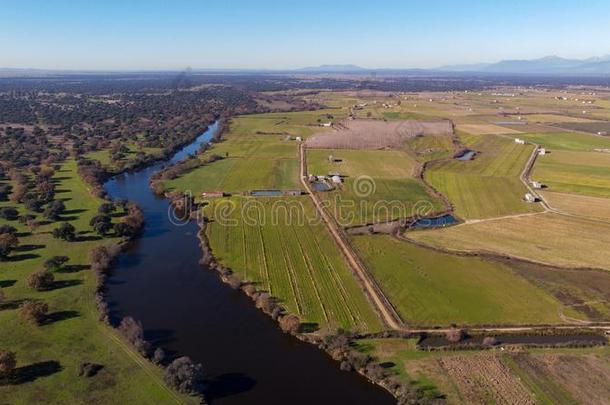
43, 255, 69, 271
52, 222, 76, 241
0, 350, 16, 376
152, 348, 166, 365
118, 316, 150, 356
279, 314, 300, 334
0, 233, 19, 260
0, 225, 17, 235
0, 207, 19, 221
164, 356, 204, 395
445, 328, 466, 343
483, 336, 498, 346
27, 270, 55, 291
78, 362, 103, 377
19, 301, 49, 325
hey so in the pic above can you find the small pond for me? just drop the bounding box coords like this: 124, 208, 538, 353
456, 149, 476, 161
410, 214, 458, 229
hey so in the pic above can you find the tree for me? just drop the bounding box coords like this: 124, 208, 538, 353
0, 224, 17, 235
113, 222, 134, 238
163, 356, 204, 395
27, 270, 55, 291
0, 233, 19, 260
90, 214, 112, 236
152, 347, 166, 365
0, 207, 19, 221
43, 255, 69, 271
98, 203, 115, 214
118, 316, 149, 356
44, 200, 65, 220
19, 301, 49, 325
52, 222, 76, 241
0, 350, 16, 376
279, 314, 301, 334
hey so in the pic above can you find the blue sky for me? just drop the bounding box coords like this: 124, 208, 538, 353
1, 0, 609, 70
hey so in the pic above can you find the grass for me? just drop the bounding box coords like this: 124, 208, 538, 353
204, 197, 382, 332
351, 235, 562, 326
405, 134, 455, 161
541, 191, 610, 221
306, 149, 442, 225
0, 161, 194, 404
425, 134, 542, 219
163, 112, 346, 195
85, 142, 163, 170
532, 150, 610, 198
519, 131, 610, 151
409, 212, 610, 271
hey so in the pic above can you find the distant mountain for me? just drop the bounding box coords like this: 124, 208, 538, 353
439, 55, 610, 75
296, 64, 367, 73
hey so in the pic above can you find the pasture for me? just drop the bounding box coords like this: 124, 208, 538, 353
351, 235, 562, 326
306, 149, 442, 225
541, 191, 610, 221
408, 212, 610, 271
204, 197, 382, 331
425, 134, 542, 219
532, 150, 610, 198
0, 161, 192, 404
519, 131, 610, 151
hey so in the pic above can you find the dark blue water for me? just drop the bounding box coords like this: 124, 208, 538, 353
104, 121, 394, 405
410, 214, 458, 229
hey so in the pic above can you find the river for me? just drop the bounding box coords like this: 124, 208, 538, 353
103, 121, 395, 404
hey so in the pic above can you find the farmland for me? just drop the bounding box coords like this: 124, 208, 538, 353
425, 134, 542, 219
306, 149, 443, 225
541, 191, 610, 221
204, 197, 382, 331
408, 212, 610, 271
518, 131, 610, 151
351, 235, 562, 326
163, 111, 351, 195
358, 339, 610, 405
532, 150, 610, 198
0, 161, 194, 404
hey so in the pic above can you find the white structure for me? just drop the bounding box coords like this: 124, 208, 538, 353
320, 122, 332, 127
524, 193, 536, 203
331, 175, 342, 184
515, 138, 525, 145
531, 181, 543, 189
538, 148, 547, 155
295, 136, 302, 142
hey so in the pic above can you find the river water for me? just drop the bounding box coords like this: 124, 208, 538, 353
104, 121, 395, 404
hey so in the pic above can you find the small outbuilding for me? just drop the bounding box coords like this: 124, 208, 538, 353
515, 138, 525, 145
524, 193, 537, 203
201, 191, 225, 198
284, 189, 302, 196
295, 136, 302, 142
531, 181, 543, 189
538, 148, 547, 155
331, 175, 342, 184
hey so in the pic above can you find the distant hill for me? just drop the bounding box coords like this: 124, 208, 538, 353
296, 64, 367, 73
439, 55, 610, 75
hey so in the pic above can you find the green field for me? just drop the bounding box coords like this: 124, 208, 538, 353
519, 131, 610, 151
306, 149, 442, 225
204, 197, 381, 331
0, 161, 193, 404
425, 134, 542, 219
532, 150, 610, 198
351, 235, 562, 326
85, 141, 164, 170
405, 133, 455, 161
163, 112, 351, 195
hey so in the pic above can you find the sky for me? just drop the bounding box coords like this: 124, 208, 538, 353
1, 0, 610, 70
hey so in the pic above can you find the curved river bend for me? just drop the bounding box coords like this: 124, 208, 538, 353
104, 121, 395, 404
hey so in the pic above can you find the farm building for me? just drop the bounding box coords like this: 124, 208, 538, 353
531, 181, 543, 189
328, 155, 342, 163
524, 193, 537, 203
538, 148, 547, 155
514, 138, 525, 145
308, 174, 317, 182
331, 175, 342, 184
201, 191, 224, 198
295, 136, 303, 142
320, 122, 332, 127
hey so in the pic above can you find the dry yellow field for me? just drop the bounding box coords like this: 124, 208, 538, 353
457, 123, 523, 135
542, 191, 610, 221
408, 212, 610, 270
